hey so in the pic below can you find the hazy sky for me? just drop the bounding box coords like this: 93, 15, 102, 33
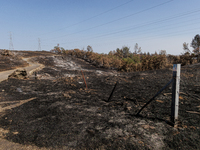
1, 0, 200, 55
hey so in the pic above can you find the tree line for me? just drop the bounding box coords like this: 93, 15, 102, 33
51, 35, 200, 72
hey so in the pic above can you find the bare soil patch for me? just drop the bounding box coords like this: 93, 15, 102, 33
0, 54, 199, 149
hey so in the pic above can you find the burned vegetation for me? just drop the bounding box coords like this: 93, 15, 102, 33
0, 53, 199, 150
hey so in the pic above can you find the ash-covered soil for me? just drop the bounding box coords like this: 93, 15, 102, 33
0, 51, 28, 72
0, 54, 199, 149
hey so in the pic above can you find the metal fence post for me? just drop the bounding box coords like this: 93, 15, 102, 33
171, 64, 181, 125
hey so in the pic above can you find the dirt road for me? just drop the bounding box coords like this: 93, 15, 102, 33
0, 57, 44, 82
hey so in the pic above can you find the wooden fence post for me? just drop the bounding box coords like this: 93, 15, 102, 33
171, 64, 181, 125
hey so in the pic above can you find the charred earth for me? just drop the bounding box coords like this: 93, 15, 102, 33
0, 51, 199, 149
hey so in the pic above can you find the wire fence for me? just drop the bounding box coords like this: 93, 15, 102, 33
134, 63, 200, 126
98, 62, 199, 126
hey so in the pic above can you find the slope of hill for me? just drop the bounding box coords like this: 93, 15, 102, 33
0, 51, 199, 149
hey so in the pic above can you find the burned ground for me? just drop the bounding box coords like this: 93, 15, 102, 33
13, 50, 56, 58
0, 54, 199, 149
0, 50, 55, 72
0, 53, 28, 72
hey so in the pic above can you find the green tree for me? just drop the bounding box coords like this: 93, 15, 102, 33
115, 48, 123, 58
122, 46, 130, 58
183, 34, 200, 55
191, 34, 200, 54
